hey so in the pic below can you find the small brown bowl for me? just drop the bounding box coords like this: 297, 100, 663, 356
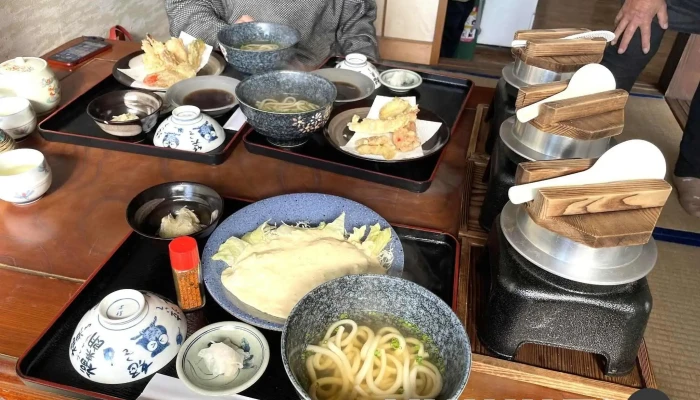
87, 90, 162, 138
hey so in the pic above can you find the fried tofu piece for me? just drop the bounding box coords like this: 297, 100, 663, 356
355, 136, 397, 159
379, 97, 413, 120
347, 110, 418, 134
165, 37, 188, 64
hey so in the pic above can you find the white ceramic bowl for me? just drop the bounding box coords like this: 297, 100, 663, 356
0, 97, 37, 140
0, 148, 52, 205
153, 106, 226, 153
379, 69, 423, 92
69, 290, 187, 384
176, 322, 270, 396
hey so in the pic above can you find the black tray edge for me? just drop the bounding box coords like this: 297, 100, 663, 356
242, 70, 474, 193
37, 75, 246, 166
16, 200, 462, 400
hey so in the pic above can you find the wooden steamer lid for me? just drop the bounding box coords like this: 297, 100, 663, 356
512, 28, 608, 73
498, 160, 673, 285
501, 84, 630, 161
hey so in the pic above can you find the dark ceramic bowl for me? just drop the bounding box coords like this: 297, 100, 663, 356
166, 76, 240, 117
282, 274, 472, 400
126, 181, 224, 241
235, 71, 336, 147
310, 68, 376, 103
217, 22, 301, 74
87, 90, 162, 138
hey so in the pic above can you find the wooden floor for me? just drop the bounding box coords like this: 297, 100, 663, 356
439, 0, 677, 92
667, 97, 691, 129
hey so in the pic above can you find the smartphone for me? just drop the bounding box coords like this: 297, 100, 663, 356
47, 38, 112, 68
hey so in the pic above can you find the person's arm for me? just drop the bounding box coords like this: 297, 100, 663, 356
165, 0, 230, 46
336, 0, 380, 60
611, 0, 668, 54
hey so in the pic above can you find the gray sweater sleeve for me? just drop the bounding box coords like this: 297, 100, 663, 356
336, 0, 380, 60
165, 0, 230, 46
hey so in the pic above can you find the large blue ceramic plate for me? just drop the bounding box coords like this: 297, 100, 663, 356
201, 193, 405, 331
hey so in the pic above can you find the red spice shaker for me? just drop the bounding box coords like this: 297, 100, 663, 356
169, 237, 206, 312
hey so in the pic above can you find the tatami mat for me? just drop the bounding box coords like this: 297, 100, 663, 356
618, 96, 700, 234
645, 240, 700, 400
464, 74, 498, 88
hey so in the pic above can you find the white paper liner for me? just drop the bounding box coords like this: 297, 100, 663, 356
224, 108, 247, 131
340, 96, 442, 161
117, 32, 213, 91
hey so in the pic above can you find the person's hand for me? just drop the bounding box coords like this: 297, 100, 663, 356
235, 15, 254, 23
612, 0, 668, 54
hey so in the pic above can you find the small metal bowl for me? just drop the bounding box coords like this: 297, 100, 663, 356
87, 90, 162, 138
126, 181, 224, 241
379, 69, 423, 93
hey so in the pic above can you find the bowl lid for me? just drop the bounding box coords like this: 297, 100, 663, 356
0, 57, 47, 73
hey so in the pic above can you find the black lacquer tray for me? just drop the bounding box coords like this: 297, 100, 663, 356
243, 57, 473, 192
18, 197, 461, 400
39, 63, 245, 165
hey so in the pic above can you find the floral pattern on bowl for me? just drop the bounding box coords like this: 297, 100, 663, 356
68, 289, 187, 384
0, 148, 52, 205
292, 108, 331, 134
154, 106, 225, 153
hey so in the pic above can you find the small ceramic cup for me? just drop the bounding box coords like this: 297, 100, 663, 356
0, 148, 52, 205
153, 106, 225, 153
0, 97, 37, 140
336, 53, 381, 89
176, 321, 269, 396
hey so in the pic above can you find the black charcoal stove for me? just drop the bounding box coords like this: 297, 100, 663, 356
477, 202, 655, 375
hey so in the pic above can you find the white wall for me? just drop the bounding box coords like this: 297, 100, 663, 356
0, 0, 170, 61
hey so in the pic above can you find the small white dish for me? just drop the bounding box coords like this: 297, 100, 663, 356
154, 106, 225, 153
176, 321, 269, 396
0, 148, 51, 205
379, 69, 423, 93
69, 289, 187, 384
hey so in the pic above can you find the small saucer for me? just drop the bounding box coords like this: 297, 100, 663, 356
176, 322, 270, 396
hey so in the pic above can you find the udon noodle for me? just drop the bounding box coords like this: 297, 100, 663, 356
240, 43, 281, 51
255, 97, 320, 113
304, 319, 443, 400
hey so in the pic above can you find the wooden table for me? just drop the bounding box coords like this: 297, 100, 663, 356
0, 39, 597, 399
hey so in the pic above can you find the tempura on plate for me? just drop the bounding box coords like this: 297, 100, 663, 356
140, 35, 206, 88
356, 135, 397, 159
348, 97, 421, 159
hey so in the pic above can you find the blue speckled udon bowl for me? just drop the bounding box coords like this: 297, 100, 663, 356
217, 22, 301, 74
235, 70, 336, 147
201, 193, 404, 331
282, 274, 471, 400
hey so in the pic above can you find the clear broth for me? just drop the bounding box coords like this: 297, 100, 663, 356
239, 41, 282, 51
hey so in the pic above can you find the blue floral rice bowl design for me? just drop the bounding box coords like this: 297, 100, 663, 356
176, 322, 270, 396
68, 289, 187, 384
154, 106, 226, 153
